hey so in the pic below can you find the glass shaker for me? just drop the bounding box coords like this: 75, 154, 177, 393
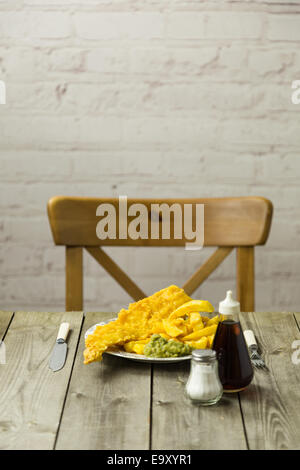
212, 290, 254, 393
185, 349, 223, 406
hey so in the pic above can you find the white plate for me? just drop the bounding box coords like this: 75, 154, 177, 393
85, 318, 192, 364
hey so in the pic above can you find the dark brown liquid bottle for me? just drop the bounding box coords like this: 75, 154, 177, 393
213, 291, 253, 393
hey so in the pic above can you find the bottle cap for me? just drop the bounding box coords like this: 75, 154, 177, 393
192, 349, 216, 363
219, 290, 240, 315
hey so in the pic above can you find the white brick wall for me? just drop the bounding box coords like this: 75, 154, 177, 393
0, 1, 300, 312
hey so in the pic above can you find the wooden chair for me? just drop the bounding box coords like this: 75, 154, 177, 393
47, 196, 273, 312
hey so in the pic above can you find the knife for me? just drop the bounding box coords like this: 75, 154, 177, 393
49, 322, 70, 372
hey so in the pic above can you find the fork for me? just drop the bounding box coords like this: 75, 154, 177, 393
244, 330, 268, 370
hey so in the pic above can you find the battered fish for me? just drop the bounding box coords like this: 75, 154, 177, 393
84, 285, 191, 364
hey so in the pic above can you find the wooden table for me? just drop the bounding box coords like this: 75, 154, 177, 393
0, 310, 300, 450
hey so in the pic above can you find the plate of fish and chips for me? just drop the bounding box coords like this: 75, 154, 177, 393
85, 318, 193, 363
84, 285, 219, 365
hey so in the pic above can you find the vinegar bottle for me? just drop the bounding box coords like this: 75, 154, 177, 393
213, 290, 253, 393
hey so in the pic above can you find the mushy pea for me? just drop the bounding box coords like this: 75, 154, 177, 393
144, 334, 192, 358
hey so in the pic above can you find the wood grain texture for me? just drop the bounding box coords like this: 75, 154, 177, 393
48, 196, 273, 247
86, 247, 146, 301
237, 246, 255, 312
55, 312, 151, 450
0, 311, 14, 339
66, 246, 83, 311
183, 247, 233, 295
0, 311, 83, 450
2, 311, 299, 450
239, 312, 300, 450
151, 362, 247, 450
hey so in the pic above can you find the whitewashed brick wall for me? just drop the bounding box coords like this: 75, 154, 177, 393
0, 1, 300, 312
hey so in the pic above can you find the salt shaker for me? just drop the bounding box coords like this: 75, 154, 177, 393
185, 349, 223, 406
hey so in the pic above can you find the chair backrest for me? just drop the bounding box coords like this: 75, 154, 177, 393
47, 196, 273, 312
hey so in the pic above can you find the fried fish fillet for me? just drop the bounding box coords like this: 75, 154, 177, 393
84, 285, 191, 364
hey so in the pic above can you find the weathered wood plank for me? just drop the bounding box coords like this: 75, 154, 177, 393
0, 311, 83, 450
0, 311, 14, 339
239, 311, 300, 450
56, 312, 151, 450
151, 361, 247, 450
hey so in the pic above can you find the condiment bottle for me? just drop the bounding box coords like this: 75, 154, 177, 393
213, 290, 253, 393
185, 349, 223, 405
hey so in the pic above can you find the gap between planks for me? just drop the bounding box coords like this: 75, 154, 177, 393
237, 393, 250, 450
293, 313, 300, 333
149, 364, 154, 451
0, 311, 84, 450
55, 311, 152, 450
53, 311, 85, 450
239, 311, 300, 450
0, 311, 15, 342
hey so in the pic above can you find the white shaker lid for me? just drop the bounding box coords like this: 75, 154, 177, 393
219, 290, 240, 315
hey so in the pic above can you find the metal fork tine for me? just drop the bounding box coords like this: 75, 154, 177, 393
245, 330, 268, 371
253, 357, 267, 370
250, 351, 267, 369
250, 351, 267, 370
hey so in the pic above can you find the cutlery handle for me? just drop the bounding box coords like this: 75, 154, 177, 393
244, 329, 257, 348
57, 322, 70, 341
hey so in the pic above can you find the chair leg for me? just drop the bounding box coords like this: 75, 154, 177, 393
236, 247, 254, 312
66, 246, 83, 311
